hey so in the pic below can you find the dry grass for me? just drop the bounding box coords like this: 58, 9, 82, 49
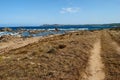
0, 31, 98, 80
0, 30, 119, 80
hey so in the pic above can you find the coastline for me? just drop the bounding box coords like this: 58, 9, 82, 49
0, 31, 76, 54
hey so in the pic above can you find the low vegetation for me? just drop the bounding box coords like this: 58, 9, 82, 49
0, 29, 120, 80
0, 31, 98, 80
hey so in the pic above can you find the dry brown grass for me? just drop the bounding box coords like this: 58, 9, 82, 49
0, 30, 119, 80
0, 31, 98, 80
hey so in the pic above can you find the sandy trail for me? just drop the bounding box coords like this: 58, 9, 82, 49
111, 42, 120, 54
87, 40, 105, 80
0, 37, 40, 54
108, 31, 120, 54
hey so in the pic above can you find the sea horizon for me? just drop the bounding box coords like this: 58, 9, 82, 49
0, 22, 120, 27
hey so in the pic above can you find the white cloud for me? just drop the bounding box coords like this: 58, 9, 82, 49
60, 7, 80, 14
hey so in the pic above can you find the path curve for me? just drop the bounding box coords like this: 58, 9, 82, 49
0, 37, 40, 54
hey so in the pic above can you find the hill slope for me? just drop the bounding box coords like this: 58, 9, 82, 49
0, 29, 120, 80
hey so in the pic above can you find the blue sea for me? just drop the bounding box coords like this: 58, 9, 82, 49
0, 25, 112, 30
0, 25, 113, 37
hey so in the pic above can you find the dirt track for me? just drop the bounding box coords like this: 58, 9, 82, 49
111, 41, 120, 54
83, 30, 120, 80
101, 30, 120, 80
88, 39, 105, 80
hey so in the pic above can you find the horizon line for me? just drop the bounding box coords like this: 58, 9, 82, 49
0, 22, 120, 27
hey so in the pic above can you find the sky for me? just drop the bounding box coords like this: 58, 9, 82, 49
0, 0, 120, 26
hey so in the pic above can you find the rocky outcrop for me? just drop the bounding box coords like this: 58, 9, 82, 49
1, 28, 12, 32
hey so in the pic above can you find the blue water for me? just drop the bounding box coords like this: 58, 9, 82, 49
0, 25, 112, 31
0, 25, 113, 37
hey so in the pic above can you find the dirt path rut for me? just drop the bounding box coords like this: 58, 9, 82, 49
88, 40, 105, 80
111, 42, 120, 54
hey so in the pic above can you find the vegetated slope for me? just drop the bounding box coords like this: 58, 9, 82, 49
101, 30, 120, 80
0, 31, 98, 80
0, 29, 119, 80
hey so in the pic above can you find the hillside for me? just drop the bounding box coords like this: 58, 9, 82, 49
0, 29, 120, 80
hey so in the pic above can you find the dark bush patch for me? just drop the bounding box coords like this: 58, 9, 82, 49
58, 44, 66, 49
47, 48, 56, 53
76, 33, 79, 35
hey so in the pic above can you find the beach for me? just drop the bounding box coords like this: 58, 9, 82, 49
0, 28, 119, 80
